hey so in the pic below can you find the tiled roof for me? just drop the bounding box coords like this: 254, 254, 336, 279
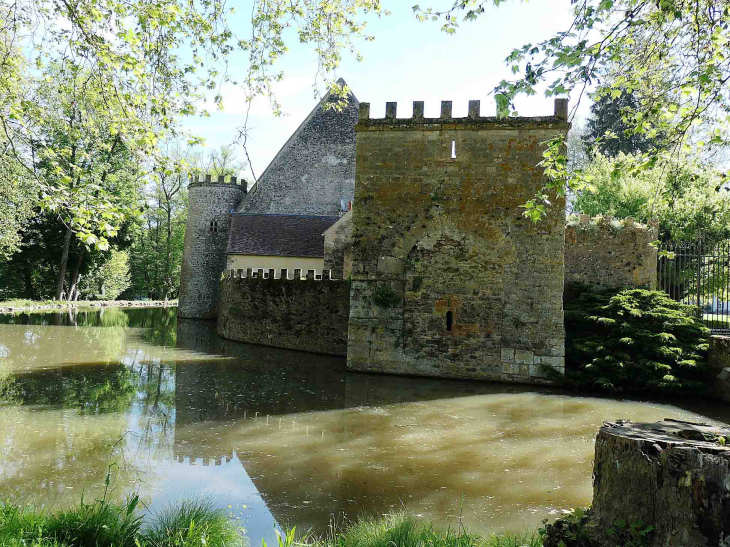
226, 214, 339, 258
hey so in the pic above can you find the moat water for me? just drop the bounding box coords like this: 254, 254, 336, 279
1, 307, 729, 544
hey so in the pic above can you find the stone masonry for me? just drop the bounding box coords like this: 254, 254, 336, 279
709, 335, 730, 403
346, 99, 569, 383
237, 78, 358, 216
564, 214, 658, 296
218, 269, 350, 355
178, 177, 246, 319
323, 210, 353, 280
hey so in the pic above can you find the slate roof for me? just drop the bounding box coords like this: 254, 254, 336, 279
226, 214, 340, 258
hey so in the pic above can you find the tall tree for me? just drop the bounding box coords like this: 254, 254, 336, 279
583, 92, 660, 157
0, 44, 35, 260
26, 65, 141, 298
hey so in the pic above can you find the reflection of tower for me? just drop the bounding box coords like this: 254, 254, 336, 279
178, 177, 247, 319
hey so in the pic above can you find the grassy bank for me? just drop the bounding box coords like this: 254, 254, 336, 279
0, 498, 539, 547
0, 299, 177, 314
298, 513, 540, 547
0, 497, 240, 547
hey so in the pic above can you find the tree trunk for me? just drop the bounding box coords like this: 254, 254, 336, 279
72, 274, 82, 301
56, 227, 73, 300
591, 419, 730, 547
23, 263, 36, 300
153, 198, 161, 300
164, 206, 172, 301
68, 248, 85, 302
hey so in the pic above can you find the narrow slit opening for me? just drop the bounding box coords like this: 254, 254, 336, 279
451, 140, 456, 159
446, 311, 454, 331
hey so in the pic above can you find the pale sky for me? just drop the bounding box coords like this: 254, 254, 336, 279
183, 0, 585, 182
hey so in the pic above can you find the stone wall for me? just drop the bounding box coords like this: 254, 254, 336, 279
218, 269, 350, 355
709, 335, 730, 403
178, 178, 246, 319
346, 99, 569, 383
323, 210, 353, 279
565, 214, 658, 296
237, 79, 358, 216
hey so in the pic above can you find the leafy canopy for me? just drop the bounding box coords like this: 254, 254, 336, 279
572, 152, 730, 245
1, 0, 386, 249
416, 0, 730, 220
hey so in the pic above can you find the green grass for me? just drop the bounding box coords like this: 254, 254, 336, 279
1, 499, 538, 547
703, 313, 730, 329
298, 513, 541, 547
0, 497, 243, 547
145, 498, 242, 547
0, 299, 61, 309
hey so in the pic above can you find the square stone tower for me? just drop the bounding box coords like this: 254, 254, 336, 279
347, 99, 569, 383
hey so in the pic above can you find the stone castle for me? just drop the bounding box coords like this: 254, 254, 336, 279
178, 84, 657, 384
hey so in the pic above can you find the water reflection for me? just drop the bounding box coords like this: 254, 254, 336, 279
1, 309, 729, 546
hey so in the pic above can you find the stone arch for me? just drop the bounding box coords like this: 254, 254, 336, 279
400, 217, 517, 377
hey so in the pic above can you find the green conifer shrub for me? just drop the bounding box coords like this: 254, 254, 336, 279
565, 289, 711, 392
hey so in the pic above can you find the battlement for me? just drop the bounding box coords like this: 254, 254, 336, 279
189, 174, 247, 193
222, 268, 340, 281
356, 98, 569, 129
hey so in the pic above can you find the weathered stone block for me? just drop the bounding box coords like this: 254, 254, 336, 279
534, 355, 565, 369
514, 350, 534, 365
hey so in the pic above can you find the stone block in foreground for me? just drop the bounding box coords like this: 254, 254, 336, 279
592, 419, 730, 547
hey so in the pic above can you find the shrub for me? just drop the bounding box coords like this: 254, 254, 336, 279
371, 284, 400, 308
565, 288, 711, 392
541, 508, 654, 547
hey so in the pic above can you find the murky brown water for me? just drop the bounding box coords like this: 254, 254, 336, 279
1, 308, 728, 544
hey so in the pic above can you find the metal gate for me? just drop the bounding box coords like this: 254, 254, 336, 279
658, 240, 730, 332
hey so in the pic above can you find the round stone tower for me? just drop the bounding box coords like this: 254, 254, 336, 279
178, 176, 247, 319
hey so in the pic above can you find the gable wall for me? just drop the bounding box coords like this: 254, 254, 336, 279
237, 93, 358, 216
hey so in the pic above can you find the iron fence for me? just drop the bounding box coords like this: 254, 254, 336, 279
658, 240, 730, 333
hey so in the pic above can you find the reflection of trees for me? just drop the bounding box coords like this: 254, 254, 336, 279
104, 359, 178, 500
0, 307, 185, 512
0, 364, 137, 413
128, 307, 177, 347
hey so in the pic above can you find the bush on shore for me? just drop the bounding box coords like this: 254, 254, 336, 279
0, 497, 242, 547
564, 288, 711, 393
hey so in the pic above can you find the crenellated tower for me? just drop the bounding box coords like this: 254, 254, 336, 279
347, 98, 570, 383
178, 175, 247, 319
